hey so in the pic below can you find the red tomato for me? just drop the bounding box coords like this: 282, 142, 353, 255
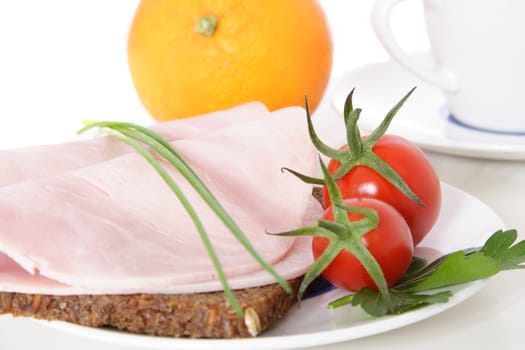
323, 134, 441, 246
313, 197, 413, 291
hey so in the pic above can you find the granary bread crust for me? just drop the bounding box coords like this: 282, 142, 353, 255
0, 277, 302, 338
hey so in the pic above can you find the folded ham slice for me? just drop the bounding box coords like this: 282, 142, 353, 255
0, 104, 321, 295
0, 102, 270, 187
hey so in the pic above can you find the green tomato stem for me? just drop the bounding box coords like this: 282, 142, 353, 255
304, 97, 346, 160
275, 158, 392, 308
343, 88, 355, 126
363, 86, 416, 147
345, 108, 363, 156
345, 235, 392, 306
283, 88, 423, 206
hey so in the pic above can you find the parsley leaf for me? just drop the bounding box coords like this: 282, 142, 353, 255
406, 251, 499, 292
329, 229, 525, 316
481, 229, 525, 270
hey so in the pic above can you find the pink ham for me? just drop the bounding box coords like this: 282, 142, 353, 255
0, 105, 321, 294
0, 230, 315, 295
0, 102, 269, 187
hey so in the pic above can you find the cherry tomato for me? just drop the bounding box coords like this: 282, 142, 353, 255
323, 134, 441, 246
313, 197, 414, 291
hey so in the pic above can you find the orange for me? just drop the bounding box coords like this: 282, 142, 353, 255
127, 0, 333, 121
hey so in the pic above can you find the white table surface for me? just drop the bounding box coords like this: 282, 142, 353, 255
1, 1, 523, 349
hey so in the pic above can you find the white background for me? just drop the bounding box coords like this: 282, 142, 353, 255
0, 0, 427, 148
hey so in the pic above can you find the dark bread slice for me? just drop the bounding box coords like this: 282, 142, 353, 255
0, 277, 302, 338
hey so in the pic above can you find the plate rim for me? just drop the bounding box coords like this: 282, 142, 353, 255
36, 281, 486, 350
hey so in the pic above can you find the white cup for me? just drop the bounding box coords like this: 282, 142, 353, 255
371, 0, 525, 133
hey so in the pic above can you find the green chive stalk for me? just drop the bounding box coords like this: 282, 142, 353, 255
78, 121, 292, 317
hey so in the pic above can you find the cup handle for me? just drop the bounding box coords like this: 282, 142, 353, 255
371, 0, 458, 92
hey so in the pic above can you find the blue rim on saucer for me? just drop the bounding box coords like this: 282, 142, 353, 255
445, 108, 525, 137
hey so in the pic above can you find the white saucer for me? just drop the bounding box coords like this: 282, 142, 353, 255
330, 54, 525, 160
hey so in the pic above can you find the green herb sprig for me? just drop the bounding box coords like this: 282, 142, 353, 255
78, 121, 291, 317
329, 229, 525, 316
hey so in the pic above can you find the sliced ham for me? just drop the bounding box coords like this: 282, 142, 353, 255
0, 229, 315, 295
0, 105, 321, 295
0, 102, 269, 187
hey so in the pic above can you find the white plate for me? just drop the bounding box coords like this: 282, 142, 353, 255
37, 182, 505, 350
330, 53, 525, 160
